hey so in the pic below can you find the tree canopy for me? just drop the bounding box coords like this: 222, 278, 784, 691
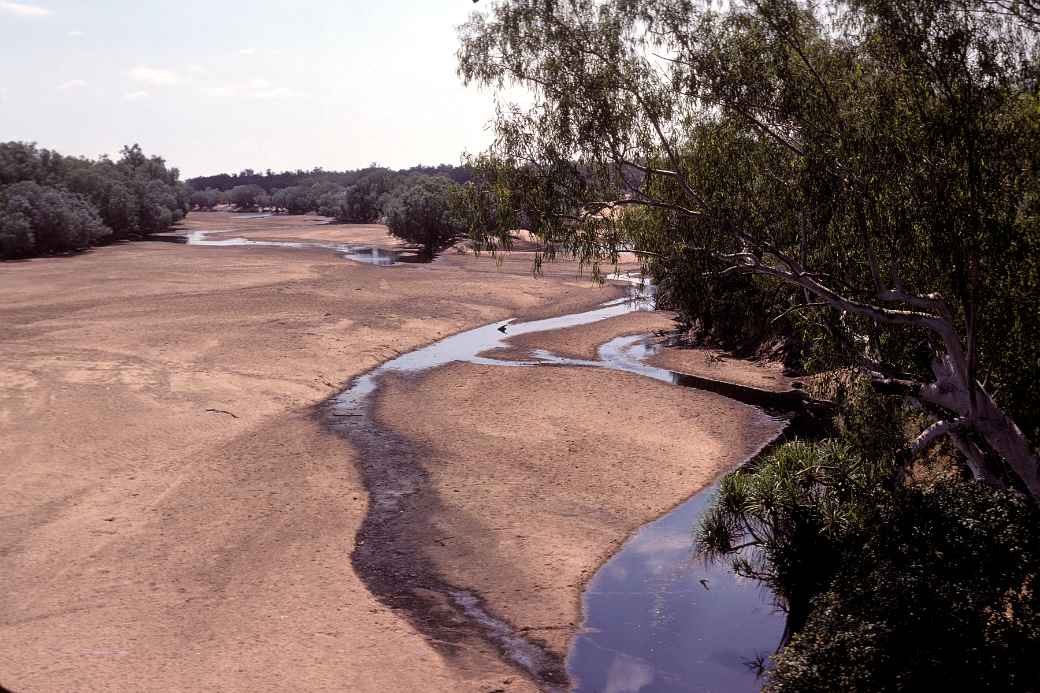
0, 142, 189, 258
0, 181, 110, 257
459, 1, 1040, 685
383, 175, 467, 257
699, 437, 1040, 691
458, 0, 1040, 497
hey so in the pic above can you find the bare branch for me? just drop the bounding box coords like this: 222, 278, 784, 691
909, 418, 967, 455
769, 302, 827, 325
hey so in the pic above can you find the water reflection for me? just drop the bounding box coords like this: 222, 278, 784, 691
154, 230, 411, 265
604, 653, 655, 693
567, 479, 785, 693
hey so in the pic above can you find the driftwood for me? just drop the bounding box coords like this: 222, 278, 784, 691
205, 408, 239, 419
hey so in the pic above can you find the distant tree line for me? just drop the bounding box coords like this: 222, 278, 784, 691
188, 164, 473, 256
0, 142, 189, 259
186, 163, 473, 194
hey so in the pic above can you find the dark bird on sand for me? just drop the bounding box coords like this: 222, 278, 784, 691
498, 324, 508, 333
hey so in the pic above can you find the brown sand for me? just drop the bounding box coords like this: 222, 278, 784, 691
644, 341, 794, 392
1, 212, 780, 691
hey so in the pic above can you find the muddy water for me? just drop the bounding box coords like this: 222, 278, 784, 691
326, 277, 794, 692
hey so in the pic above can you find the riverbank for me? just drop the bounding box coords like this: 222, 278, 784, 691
1, 212, 783, 691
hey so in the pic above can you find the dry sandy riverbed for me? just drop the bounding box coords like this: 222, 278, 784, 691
1, 212, 783, 692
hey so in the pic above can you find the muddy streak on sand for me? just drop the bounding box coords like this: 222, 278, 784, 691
320, 290, 661, 689
326, 398, 571, 686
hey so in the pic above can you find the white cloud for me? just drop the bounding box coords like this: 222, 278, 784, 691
67, 29, 83, 37
238, 48, 256, 56
123, 90, 149, 102
58, 79, 88, 90
128, 66, 182, 86
0, 1, 52, 17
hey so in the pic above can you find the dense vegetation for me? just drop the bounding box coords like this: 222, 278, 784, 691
701, 437, 1040, 691
459, 0, 1040, 687
186, 163, 473, 194
0, 142, 189, 259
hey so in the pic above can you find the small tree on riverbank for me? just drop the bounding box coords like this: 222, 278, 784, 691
383, 175, 465, 258
228, 184, 265, 211
698, 438, 1040, 690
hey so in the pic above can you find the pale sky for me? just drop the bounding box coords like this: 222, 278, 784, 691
0, 1, 499, 178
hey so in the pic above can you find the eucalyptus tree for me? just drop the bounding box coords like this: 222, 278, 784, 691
383, 175, 466, 258
190, 188, 222, 210
458, 0, 1040, 497
228, 184, 266, 211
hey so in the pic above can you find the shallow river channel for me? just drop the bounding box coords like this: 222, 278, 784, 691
326, 276, 789, 692
171, 231, 789, 691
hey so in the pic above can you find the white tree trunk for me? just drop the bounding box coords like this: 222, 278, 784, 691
919, 354, 1040, 497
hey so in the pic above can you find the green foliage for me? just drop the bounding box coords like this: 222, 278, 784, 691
0, 181, 110, 257
227, 184, 266, 211
270, 185, 314, 214
460, 0, 1040, 683
700, 435, 1040, 690
458, 0, 1040, 443
768, 479, 1040, 692
382, 175, 465, 256
698, 440, 892, 634
329, 168, 396, 223
67, 144, 189, 238
0, 142, 186, 257
0, 141, 69, 187
190, 187, 223, 210
185, 163, 473, 196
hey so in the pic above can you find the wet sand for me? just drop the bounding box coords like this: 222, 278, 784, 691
1, 212, 781, 691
